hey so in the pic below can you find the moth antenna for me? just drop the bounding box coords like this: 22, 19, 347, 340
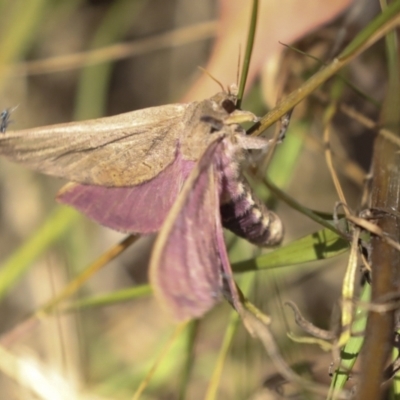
198, 66, 226, 93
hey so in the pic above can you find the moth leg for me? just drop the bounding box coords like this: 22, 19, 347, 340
277, 109, 293, 141
215, 194, 243, 314
225, 109, 259, 124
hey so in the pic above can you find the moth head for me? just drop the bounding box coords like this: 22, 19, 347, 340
210, 92, 238, 115
205, 92, 258, 133
220, 83, 238, 111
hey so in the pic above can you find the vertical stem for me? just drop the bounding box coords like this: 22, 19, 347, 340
356, 136, 400, 399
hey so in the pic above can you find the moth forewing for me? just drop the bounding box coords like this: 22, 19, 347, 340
149, 138, 227, 321
0, 103, 188, 186
0, 93, 253, 187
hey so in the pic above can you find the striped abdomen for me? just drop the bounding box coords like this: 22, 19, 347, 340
216, 140, 283, 247
220, 175, 283, 247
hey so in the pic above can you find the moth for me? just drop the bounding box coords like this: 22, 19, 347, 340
0, 87, 283, 320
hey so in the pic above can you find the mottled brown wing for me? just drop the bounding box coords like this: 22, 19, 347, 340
0, 103, 188, 186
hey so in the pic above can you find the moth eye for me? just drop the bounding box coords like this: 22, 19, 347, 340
200, 115, 224, 133
222, 99, 236, 114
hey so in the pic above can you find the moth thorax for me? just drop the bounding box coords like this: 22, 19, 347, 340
218, 137, 245, 168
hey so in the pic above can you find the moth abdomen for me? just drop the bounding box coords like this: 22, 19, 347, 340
220, 178, 283, 247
